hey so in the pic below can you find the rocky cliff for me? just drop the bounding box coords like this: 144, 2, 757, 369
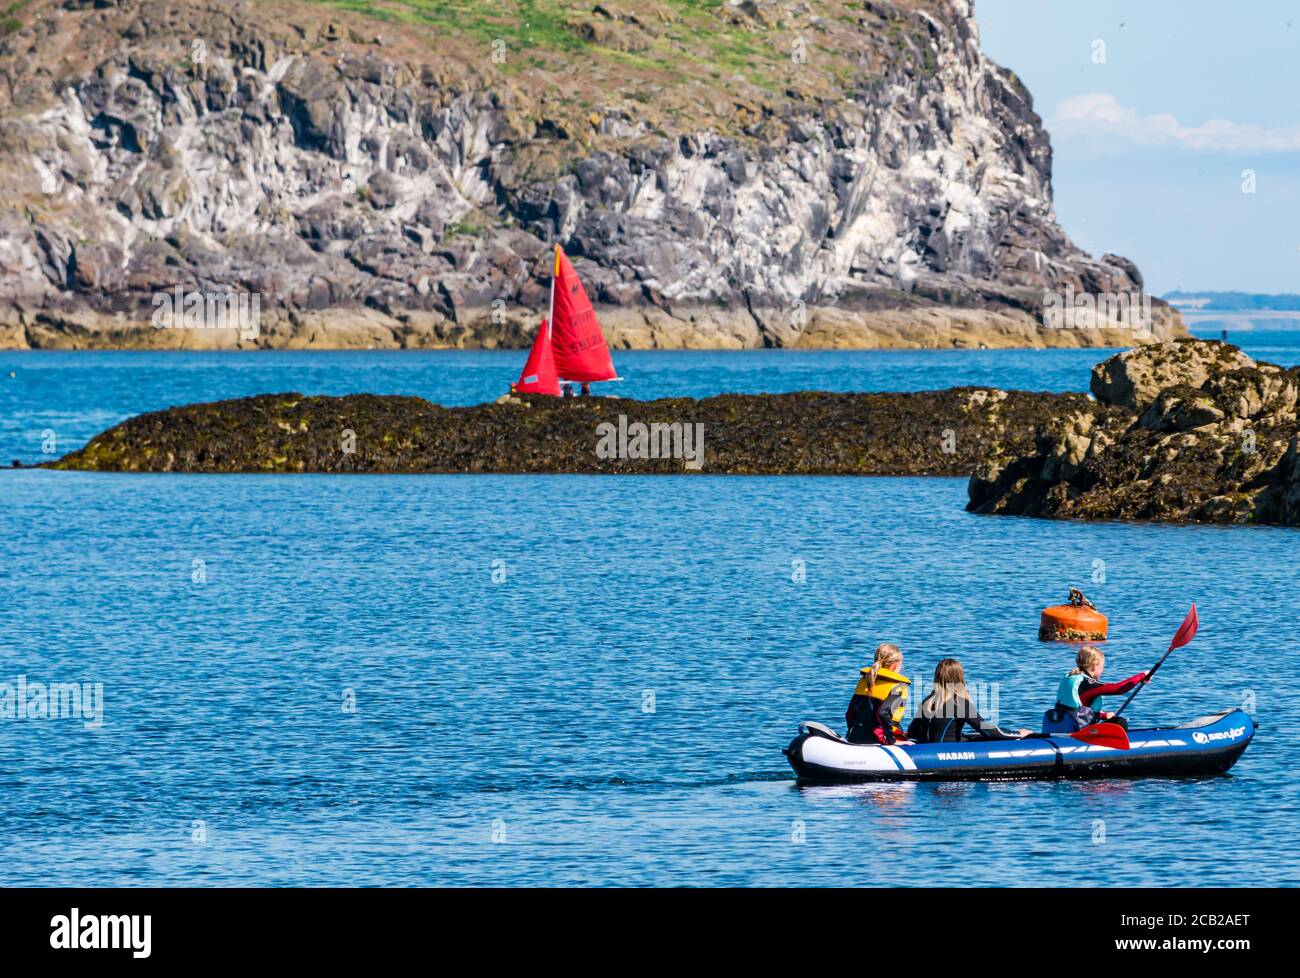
0, 0, 1180, 349
968, 340, 1300, 525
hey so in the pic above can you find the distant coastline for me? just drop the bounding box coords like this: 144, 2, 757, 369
1183, 311, 1300, 326
1164, 291, 1300, 314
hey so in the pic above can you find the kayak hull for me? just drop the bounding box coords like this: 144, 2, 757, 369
784, 710, 1254, 784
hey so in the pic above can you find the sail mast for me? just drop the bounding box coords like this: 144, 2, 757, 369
547, 245, 558, 338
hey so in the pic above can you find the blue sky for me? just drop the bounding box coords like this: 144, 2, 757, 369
977, 0, 1300, 294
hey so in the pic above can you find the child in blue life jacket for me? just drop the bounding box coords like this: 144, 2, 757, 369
1043, 645, 1150, 733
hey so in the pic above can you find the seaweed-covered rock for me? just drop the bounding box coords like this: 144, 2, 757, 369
1255, 435, 1300, 524
1090, 338, 1255, 410
970, 340, 1300, 525
1137, 385, 1226, 433
51, 388, 1090, 476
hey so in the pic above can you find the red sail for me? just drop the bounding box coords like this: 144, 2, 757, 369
549, 247, 617, 382
514, 318, 561, 395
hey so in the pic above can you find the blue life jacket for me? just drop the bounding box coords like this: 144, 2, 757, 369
1057, 673, 1085, 708
1042, 673, 1097, 733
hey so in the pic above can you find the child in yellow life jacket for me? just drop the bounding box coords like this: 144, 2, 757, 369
845, 643, 912, 744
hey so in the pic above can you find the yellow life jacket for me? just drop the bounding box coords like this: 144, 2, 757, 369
854, 666, 911, 728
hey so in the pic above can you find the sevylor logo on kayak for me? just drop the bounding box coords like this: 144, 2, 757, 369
1192, 726, 1247, 744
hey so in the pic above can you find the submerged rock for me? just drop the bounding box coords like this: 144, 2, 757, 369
969, 339, 1300, 526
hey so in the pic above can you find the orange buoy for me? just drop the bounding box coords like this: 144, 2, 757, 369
1039, 587, 1108, 642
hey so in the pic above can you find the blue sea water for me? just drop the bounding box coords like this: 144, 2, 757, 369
1, 330, 1297, 886
1, 472, 1296, 886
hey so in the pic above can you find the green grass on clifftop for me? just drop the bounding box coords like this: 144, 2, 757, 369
313, 0, 594, 52
300, 0, 928, 95
1, 1, 32, 36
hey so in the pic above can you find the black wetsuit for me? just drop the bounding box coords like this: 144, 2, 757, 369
906, 694, 1021, 743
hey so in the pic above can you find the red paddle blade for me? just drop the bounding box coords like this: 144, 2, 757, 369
1168, 603, 1198, 651
1071, 722, 1130, 750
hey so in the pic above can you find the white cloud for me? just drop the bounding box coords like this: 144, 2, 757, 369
1050, 93, 1300, 152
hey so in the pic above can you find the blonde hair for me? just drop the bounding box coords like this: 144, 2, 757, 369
922, 657, 968, 715
1069, 645, 1105, 676
865, 642, 903, 689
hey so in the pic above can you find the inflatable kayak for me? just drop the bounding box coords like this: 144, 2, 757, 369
784, 709, 1253, 783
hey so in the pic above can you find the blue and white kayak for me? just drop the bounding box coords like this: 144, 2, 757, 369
784, 709, 1254, 783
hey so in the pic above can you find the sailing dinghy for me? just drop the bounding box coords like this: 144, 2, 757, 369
513, 246, 618, 394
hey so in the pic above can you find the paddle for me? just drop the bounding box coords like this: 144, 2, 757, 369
1070, 603, 1199, 750
1069, 721, 1130, 749
1114, 602, 1198, 720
